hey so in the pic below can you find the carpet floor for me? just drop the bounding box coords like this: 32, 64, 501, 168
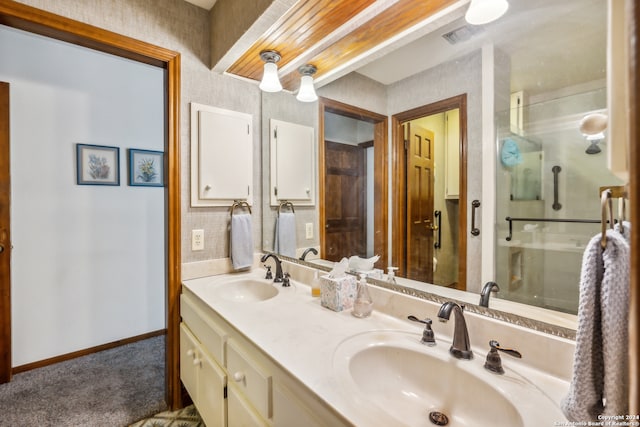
0, 335, 168, 426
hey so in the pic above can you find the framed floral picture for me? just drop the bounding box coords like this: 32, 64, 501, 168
128, 149, 164, 187
76, 144, 120, 186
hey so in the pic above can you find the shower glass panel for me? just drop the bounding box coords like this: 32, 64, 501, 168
494, 88, 624, 314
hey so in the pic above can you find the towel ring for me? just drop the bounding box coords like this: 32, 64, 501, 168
278, 201, 295, 215
600, 189, 613, 249
618, 197, 626, 234
231, 200, 252, 216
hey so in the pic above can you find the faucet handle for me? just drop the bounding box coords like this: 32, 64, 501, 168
484, 340, 522, 374
282, 272, 291, 287
264, 265, 273, 280
407, 315, 436, 346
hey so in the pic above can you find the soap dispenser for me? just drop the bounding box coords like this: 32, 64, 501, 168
387, 266, 398, 284
311, 270, 321, 297
352, 273, 373, 318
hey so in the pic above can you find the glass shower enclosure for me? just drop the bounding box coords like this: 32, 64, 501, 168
494, 88, 624, 314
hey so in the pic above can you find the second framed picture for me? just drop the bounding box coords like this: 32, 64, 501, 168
128, 149, 164, 187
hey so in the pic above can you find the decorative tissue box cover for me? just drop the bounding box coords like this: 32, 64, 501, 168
320, 274, 357, 312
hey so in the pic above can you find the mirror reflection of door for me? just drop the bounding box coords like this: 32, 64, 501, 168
393, 95, 467, 290
405, 123, 435, 283
319, 98, 388, 268
324, 141, 367, 261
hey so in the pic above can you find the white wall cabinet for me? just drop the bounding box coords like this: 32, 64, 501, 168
190, 103, 253, 207
270, 119, 315, 206
180, 290, 348, 427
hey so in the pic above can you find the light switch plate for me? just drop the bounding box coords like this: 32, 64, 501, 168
305, 223, 313, 239
192, 229, 204, 251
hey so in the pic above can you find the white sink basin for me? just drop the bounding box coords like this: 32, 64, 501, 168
333, 330, 564, 427
213, 278, 279, 302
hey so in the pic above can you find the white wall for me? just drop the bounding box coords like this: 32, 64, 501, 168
0, 26, 165, 365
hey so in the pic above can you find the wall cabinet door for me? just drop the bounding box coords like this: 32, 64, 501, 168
270, 119, 315, 206
190, 103, 253, 207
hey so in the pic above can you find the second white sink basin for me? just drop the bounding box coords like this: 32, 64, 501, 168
213, 278, 279, 302
333, 330, 564, 427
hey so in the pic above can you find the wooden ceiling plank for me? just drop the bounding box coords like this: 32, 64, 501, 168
278, 0, 456, 91
228, 0, 373, 79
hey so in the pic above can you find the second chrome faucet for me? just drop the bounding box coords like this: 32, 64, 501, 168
437, 301, 473, 360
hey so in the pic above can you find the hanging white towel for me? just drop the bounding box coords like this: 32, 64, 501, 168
561, 228, 630, 421
274, 212, 296, 258
230, 213, 254, 270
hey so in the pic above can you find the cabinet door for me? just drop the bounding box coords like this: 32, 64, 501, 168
190, 103, 253, 207
198, 350, 227, 427
228, 384, 269, 427
180, 323, 227, 427
270, 119, 315, 206
180, 324, 199, 400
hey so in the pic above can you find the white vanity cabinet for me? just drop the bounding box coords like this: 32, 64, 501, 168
180, 290, 348, 427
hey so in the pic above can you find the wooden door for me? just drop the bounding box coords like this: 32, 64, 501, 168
406, 123, 435, 282
0, 82, 10, 383
323, 141, 366, 261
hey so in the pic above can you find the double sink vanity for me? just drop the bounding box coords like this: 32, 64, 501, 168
181, 256, 573, 426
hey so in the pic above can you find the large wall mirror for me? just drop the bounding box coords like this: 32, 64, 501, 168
262, 0, 611, 334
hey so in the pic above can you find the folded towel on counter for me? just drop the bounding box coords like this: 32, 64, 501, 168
230, 213, 253, 270
274, 212, 296, 258
561, 228, 630, 421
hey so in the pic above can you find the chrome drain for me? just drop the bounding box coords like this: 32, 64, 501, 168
429, 411, 449, 426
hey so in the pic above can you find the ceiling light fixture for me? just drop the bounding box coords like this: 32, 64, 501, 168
259, 50, 282, 92
296, 64, 318, 102
465, 0, 509, 25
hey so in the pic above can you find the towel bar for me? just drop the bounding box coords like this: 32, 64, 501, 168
231, 200, 251, 216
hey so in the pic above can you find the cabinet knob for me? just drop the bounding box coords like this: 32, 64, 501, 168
192, 358, 201, 366
204, 185, 211, 191
187, 349, 195, 358
233, 371, 245, 382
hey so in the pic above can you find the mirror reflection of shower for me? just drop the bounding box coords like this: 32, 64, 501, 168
579, 112, 607, 154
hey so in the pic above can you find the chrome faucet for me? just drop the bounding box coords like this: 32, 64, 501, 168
260, 253, 283, 283
479, 281, 500, 308
437, 301, 473, 360
299, 247, 318, 261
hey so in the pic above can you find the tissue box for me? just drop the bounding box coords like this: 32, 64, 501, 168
320, 274, 357, 312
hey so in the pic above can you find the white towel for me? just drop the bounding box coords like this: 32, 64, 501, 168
274, 212, 296, 258
561, 228, 630, 421
230, 213, 253, 270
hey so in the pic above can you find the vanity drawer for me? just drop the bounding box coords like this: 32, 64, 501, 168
227, 339, 272, 420
180, 294, 227, 364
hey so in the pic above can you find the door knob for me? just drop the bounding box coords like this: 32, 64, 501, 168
429, 224, 439, 231
0, 244, 4, 253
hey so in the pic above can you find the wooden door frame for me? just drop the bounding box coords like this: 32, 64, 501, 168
318, 97, 388, 268
392, 94, 467, 290
629, 0, 639, 413
0, 2, 182, 409
0, 82, 9, 384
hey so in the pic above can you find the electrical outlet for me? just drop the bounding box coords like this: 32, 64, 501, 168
305, 223, 314, 239
192, 229, 204, 251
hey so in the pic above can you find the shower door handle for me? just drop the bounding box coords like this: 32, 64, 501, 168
471, 200, 480, 236
552, 166, 562, 211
